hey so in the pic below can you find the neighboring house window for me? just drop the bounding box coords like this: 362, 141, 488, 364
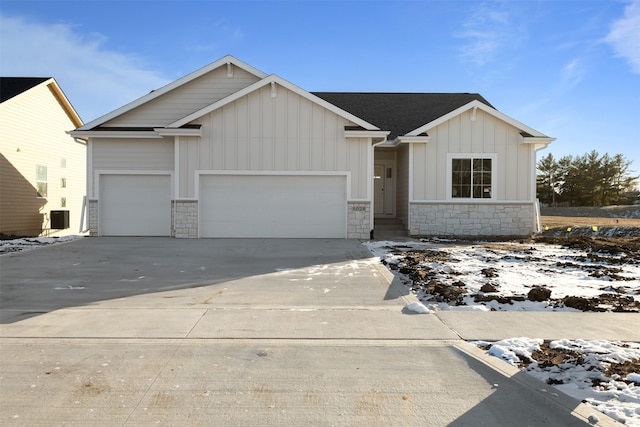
36, 165, 47, 198
61, 177, 67, 188
61, 197, 67, 208
449, 155, 494, 199
60, 158, 67, 168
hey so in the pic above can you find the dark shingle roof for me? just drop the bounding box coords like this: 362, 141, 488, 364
0, 77, 50, 103
312, 92, 494, 139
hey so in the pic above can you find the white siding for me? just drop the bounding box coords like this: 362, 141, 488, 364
412, 108, 533, 201
0, 82, 86, 237
180, 84, 368, 199
104, 67, 261, 127
91, 138, 174, 196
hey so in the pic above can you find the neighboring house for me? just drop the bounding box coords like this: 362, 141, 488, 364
1, 78, 85, 237
70, 55, 554, 239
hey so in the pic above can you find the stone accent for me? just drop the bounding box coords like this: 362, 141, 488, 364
409, 202, 534, 237
88, 200, 98, 236
174, 200, 198, 239
347, 202, 371, 239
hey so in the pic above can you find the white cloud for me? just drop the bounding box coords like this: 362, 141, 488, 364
605, 0, 640, 74
0, 14, 171, 123
561, 58, 585, 88
456, 3, 521, 66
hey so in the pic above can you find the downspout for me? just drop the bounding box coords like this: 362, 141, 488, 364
533, 144, 550, 233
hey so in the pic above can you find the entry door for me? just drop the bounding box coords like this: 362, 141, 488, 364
374, 161, 395, 217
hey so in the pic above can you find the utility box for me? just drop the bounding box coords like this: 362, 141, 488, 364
50, 210, 69, 229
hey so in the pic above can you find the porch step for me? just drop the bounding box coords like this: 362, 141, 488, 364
373, 218, 407, 239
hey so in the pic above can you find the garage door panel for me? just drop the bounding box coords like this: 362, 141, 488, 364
200, 175, 346, 238
100, 175, 171, 236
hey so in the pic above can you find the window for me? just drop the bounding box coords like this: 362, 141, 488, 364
61, 197, 67, 208
60, 158, 67, 168
450, 156, 493, 199
61, 177, 67, 188
36, 165, 47, 198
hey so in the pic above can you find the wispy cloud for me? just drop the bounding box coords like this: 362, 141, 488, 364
605, 0, 640, 74
561, 58, 586, 88
0, 14, 171, 122
456, 3, 521, 66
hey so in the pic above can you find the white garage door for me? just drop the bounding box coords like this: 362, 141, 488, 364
200, 175, 347, 238
100, 174, 171, 236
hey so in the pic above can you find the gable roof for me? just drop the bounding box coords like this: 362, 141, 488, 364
169, 75, 381, 131
0, 77, 50, 103
0, 77, 83, 127
312, 92, 493, 140
77, 55, 268, 131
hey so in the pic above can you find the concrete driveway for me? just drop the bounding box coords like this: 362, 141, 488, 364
0, 237, 620, 425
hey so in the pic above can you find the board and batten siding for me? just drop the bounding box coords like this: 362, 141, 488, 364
0, 82, 85, 237
411, 108, 533, 201
178, 83, 369, 200
90, 138, 174, 197
103, 66, 261, 127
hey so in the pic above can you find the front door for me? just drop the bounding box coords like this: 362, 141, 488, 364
374, 160, 395, 217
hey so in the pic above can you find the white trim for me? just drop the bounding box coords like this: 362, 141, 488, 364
345, 130, 390, 140
94, 170, 174, 199
520, 135, 556, 145
395, 135, 431, 144
408, 143, 414, 208
76, 55, 267, 131
408, 100, 551, 138
446, 153, 497, 201
155, 127, 202, 137
174, 137, 181, 199
87, 138, 94, 198
70, 131, 162, 139
169, 75, 380, 131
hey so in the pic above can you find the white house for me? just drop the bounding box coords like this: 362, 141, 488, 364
1, 77, 85, 237
70, 55, 554, 239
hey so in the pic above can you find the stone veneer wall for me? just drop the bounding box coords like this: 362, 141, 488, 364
88, 200, 98, 236
409, 202, 534, 237
347, 202, 371, 239
173, 200, 198, 238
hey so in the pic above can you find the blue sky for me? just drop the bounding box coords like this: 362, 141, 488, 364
1, 0, 639, 175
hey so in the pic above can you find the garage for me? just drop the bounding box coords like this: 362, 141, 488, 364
99, 174, 171, 236
199, 174, 347, 238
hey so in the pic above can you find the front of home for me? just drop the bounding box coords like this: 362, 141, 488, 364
71, 56, 554, 239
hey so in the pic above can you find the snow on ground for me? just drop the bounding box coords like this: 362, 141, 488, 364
368, 239, 640, 425
0, 235, 82, 254
475, 338, 640, 426
366, 239, 640, 312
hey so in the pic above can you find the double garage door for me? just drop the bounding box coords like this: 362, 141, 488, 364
99, 174, 347, 238
199, 175, 347, 238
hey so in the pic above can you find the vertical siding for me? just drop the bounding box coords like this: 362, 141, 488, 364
104, 67, 261, 127
0, 83, 86, 236
396, 145, 409, 225
414, 109, 532, 202
189, 84, 368, 199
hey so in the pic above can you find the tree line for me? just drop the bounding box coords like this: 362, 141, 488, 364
537, 150, 638, 206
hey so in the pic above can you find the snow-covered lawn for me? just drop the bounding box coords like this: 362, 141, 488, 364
368, 238, 640, 426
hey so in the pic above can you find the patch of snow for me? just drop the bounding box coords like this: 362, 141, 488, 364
1, 235, 82, 254
404, 302, 433, 314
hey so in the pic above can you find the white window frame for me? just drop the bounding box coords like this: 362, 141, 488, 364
446, 153, 497, 201
36, 165, 48, 198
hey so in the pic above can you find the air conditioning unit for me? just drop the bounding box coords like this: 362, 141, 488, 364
50, 210, 69, 229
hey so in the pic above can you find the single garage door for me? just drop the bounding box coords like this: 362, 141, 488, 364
100, 174, 171, 236
200, 175, 347, 238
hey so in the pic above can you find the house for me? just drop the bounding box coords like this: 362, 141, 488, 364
0, 78, 85, 237
70, 55, 554, 239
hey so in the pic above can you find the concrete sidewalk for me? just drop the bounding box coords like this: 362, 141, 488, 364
0, 238, 628, 426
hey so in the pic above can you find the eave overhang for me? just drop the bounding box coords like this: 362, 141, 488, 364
68, 125, 202, 139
